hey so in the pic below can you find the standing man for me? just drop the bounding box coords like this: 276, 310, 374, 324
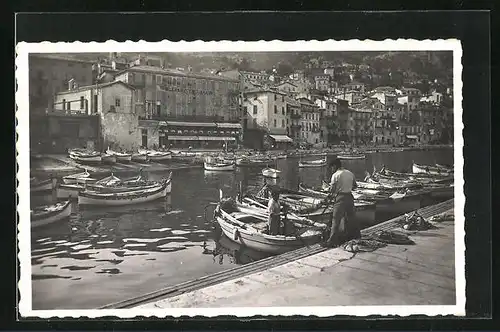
324, 158, 361, 247
267, 189, 281, 235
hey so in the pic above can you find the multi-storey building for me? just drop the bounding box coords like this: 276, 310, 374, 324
347, 108, 373, 145
285, 97, 301, 142
29, 54, 94, 115
275, 81, 300, 96
333, 90, 363, 106
298, 97, 322, 146
242, 89, 292, 149
315, 74, 335, 92
113, 65, 243, 148
50, 80, 138, 152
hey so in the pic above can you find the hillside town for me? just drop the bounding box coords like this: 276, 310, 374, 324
29, 52, 454, 154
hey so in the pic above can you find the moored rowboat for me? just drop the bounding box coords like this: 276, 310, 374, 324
31, 200, 72, 229
62, 170, 97, 185
204, 161, 236, 171
106, 148, 132, 163
30, 177, 56, 193
78, 177, 172, 206
298, 157, 327, 168
337, 153, 366, 160
262, 167, 281, 178
412, 162, 453, 176
101, 153, 117, 164
214, 198, 324, 254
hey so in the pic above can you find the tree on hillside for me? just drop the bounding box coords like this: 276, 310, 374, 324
277, 62, 294, 77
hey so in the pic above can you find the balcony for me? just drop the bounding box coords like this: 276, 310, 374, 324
290, 113, 301, 119
138, 114, 240, 123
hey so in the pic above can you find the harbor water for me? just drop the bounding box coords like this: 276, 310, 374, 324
30, 149, 453, 309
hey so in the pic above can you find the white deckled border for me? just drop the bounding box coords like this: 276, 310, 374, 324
16, 39, 465, 319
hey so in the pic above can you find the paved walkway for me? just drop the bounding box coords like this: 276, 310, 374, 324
137, 209, 455, 308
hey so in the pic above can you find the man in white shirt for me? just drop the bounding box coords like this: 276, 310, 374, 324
324, 158, 361, 247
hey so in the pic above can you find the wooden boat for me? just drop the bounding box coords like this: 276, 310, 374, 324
298, 157, 327, 168
412, 162, 453, 176
86, 172, 172, 193
337, 153, 366, 160
138, 148, 172, 162
106, 148, 133, 163
101, 153, 117, 164
204, 160, 236, 171
299, 182, 421, 219
30, 177, 56, 193
69, 153, 102, 164
262, 167, 281, 178
56, 183, 84, 199
132, 152, 150, 162
214, 197, 325, 254
255, 184, 376, 227
436, 163, 453, 170
426, 183, 455, 199
31, 200, 72, 229
78, 176, 172, 206
62, 170, 97, 185
235, 157, 272, 167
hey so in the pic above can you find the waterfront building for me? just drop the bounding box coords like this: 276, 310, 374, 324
285, 97, 301, 142
29, 54, 94, 115
53, 81, 140, 151
370, 91, 398, 112
113, 65, 243, 148
372, 110, 399, 145
341, 81, 365, 93
242, 89, 292, 149
298, 97, 323, 147
347, 108, 374, 145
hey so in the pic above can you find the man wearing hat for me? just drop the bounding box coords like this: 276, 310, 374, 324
324, 158, 361, 247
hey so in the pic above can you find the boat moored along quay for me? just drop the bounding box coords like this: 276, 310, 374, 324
31, 200, 72, 229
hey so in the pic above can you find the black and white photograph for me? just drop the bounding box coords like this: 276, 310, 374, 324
16, 40, 464, 318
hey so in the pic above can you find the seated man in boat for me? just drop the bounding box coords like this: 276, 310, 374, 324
324, 158, 361, 247
267, 189, 281, 235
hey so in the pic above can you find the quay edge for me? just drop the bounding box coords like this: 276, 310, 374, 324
100, 199, 455, 310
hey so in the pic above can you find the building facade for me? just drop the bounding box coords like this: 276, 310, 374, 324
298, 98, 322, 146
53, 81, 140, 151
29, 54, 94, 115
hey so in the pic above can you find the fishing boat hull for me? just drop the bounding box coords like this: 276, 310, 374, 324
56, 184, 84, 199
337, 154, 366, 160
216, 216, 321, 254
78, 180, 171, 206
298, 161, 327, 168
62, 172, 97, 185
69, 154, 102, 164
101, 154, 117, 164
31, 200, 72, 229
132, 153, 149, 162
115, 154, 132, 163
262, 168, 280, 178
148, 153, 172, 162
236, 158, 271, 167
412, 163, 453, 176
30, 178, 55, 193
204, 162, 236, 171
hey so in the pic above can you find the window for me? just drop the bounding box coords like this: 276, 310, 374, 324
80, 96, 84, 109
282, 119, 285, 127
67, 101, 71, 110
282, 96, 284, 102
253, 105, 257, 115
157, 75, 162, 84
282, 107, 285, 115
115, 98, 121, 107
274, 119, 277, 127
274, 94, 277, 101
62, 99, 66, 110
274, 105, 277, 114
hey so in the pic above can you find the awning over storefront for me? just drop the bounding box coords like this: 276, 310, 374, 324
166, 121, 217, 127
269, 134, 293, 143
406, 135, 418, 139
216, 123, 242, 129
167, 136, 199, 141
198, 136, 236, 141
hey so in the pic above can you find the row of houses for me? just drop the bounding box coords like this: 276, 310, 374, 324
28, 54, 453, 153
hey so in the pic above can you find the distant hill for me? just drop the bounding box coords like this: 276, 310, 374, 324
48, 51, 453, 82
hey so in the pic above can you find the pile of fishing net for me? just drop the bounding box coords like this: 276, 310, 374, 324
429, 212, 454, 222
400, 211, 436, 231
342, 230, 415, 253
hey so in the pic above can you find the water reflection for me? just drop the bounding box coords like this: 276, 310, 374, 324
30, 149, 454, 309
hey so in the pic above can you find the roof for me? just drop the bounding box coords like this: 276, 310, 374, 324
117, 65, 239, 82
56, 80, 136, 95
244, 89, 287, 96
269, 134, 293, 142
285, 97, 300, 107
276, 81, 298, 87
